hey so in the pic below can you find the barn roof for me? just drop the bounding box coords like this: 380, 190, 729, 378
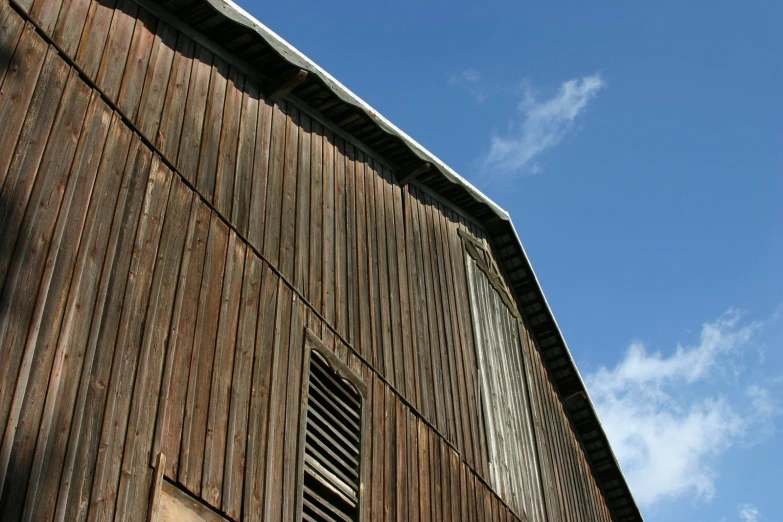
143, 0, 643, 519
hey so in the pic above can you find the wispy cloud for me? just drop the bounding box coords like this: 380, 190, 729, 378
739, 504, 762, 522
478, 73, 605, 176
448, 69, 491, 103
584, 310, 780, 509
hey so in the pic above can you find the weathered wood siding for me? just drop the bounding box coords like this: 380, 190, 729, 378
0, 0, 615, 520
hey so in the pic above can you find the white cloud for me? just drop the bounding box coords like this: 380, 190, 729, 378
448, 69, 489, 102
584, 310, 779, 509
739, 503, 761, 522
480, 73, 605, 175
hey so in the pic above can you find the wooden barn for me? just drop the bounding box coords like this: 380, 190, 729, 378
0, 0, 643, 520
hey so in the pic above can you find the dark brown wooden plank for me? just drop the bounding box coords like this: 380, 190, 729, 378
380, 166, 404, 392
344, 143, 358, 346
261, 280, 292, 522
195, 55, 228, 201
417, 419, 430, 522
136, 20, 177, 140
395, 398, 408, 522
334, 137, 348, 338
94, 0, 138, 101
176, 42, 212, 185
0, 69, 90, 520
178, 213, 229, 495
152, 197, 210, 479
384, 385, 396, 522
407, 409, 420, 522
114, 174, 192, 521
370, 376, 384, 522
281, 298, 305, 521
307, 120, 324, 313
320, 127, 335, 325
87, 153, 173, 522
261, 100, 288, 265
430, 428, 442, 522
115, 5, 157, 120
243, 262, 279, 521
0, 23, 47, 187
230, 79, 259, 237
202, 229, 245, 508
222, 251, 262, 520
213, 66, 244, 217
293, 112, 311, 295
278, 104, 299, 282
364, 159, 381, 372
353, 152, 371, 363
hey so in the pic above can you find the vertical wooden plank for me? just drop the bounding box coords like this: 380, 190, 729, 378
87, 154, 173, 522
373, 163, 393, 386
407, 409, 420, 522
278, 105, 299, 282
243, 263, 278, 521
320, 127, 335, 324
358, 363, 373, 522
334, 137, 348, 337
213, 67, 244, 217
293, 112, 311, 294
395, 399, 408, 522
115, 7, 157, 121
195, 56, 228, 202
363, 159, 381, 371
113, 175, 192, 522
178, 213, 229, 495
152, 198, 210, 479
370, 376, 384, 522
94, 0, 138, 102
176, 43, 212, 185
52, 0, 91, 58
0, 24, 47, 187
74, 0, 119, 79
230, 80, 259, 237
222, 252, 262, 520
418, 419, 431, 522
307, 121, 323, 312
247, 98, 272, 249
344, 143, 358, 345
201, 231, 245, 508
261, 280, 292, 522
281, 297, 305, 521
429, 429, 442, 522
135, 20, 177, 141
384, 385, 396, 522
261, 100, 287, 265
354, 153, 371, 362
0, 69, 90, 519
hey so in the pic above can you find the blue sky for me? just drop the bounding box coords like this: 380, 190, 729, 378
244, 1, 782, 520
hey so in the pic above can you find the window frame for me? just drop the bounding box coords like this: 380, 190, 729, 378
294, 327, 368, 522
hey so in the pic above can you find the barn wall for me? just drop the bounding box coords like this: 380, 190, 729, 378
0, 0, 615, 520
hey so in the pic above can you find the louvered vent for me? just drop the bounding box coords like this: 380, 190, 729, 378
301, 351, 362, 522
